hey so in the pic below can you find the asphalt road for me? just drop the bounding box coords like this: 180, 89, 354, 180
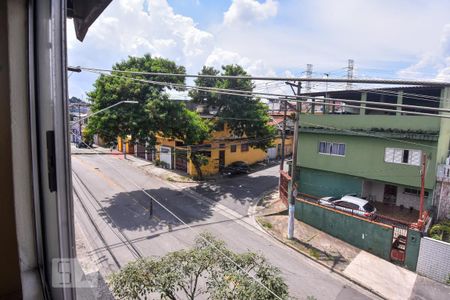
72, 154, 378, 299
191, 163, 280, 215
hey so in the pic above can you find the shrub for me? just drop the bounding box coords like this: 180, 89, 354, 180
429, 219, 450, 243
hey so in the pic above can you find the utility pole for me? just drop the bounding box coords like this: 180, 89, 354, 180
280, 99, 288, 170
78, 103, 82, 144
287, 81, 301, 240
419, 153, 427, 221
305, 64, 313, 93
346, 59, 354, 90
324, 73, 329, 93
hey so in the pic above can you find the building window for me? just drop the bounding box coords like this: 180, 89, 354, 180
384, 148, 421, 166
230, 144, 237, 152
241, 143, 249, 152
404, 188, 429, 197
219, 143, 226, 149
318, 141, 345, 156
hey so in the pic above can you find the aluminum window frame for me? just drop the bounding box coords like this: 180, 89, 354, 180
384, 147, 422, 166
28, 0, 76, 298
318, 141, 346, 157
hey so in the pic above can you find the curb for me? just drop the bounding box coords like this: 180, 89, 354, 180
253, 205, 387, 300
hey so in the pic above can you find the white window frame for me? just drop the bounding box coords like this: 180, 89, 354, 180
384, 147, 422, 166
318, 141, 346, 157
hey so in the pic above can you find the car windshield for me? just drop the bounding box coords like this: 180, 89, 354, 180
363, 203, 375, 212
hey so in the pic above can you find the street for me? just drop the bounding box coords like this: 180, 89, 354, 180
72, 153, 378, 299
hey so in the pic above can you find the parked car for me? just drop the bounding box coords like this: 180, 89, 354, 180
76, 140, 93, 148
318, 195, 376, 217
221, 161, 250, 176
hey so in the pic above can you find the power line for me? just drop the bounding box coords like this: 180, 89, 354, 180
85, 70, 450, 118
73, 140, 285, 300
74, 66, 450, 86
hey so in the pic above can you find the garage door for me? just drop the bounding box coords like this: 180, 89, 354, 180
267, 147, 277, 159
175, 150, 188, 172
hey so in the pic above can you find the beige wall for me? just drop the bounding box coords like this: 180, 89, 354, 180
362, 180, 425, 210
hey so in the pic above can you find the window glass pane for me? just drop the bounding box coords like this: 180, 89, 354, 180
409, 150, 421, 166
230, 144, 237, 152
385, 148, 394, 162
393, 149, 403, 163
363, 203, 375, 212
338, 144, 346, 155
402, 149, 409, 163
330, 143, 338, 155
319, 141, 326, 153
325, 142, 331, 154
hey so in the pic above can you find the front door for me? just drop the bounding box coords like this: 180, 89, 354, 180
219, 150, 225, 171
383, 184, 397, 205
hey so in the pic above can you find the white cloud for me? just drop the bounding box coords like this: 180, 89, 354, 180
68, 0, 450, 98
205, 48, 275, 76
68, 0, 215, 97
223, 0, 278, 26
398, 24, 450, 81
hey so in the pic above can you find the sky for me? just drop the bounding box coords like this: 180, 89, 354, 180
67, 0, 450, 99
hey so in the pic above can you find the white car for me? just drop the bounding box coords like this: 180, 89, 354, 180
318, 195, 376, 217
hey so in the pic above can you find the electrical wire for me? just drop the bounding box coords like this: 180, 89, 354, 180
76, 66, 450, 86
85, 70, 450, 118
73, 139, 285, 300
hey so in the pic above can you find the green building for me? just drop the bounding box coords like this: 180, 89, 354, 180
294, 86, 450, 219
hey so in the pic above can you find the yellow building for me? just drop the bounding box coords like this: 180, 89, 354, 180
154, 123, 293, 177
117, 136, 134, 154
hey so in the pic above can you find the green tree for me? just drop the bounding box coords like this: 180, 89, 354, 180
188, 66, 220, 105
109, 233, 289, 300
192, 64, 276, 149
148, 99, 211, 179
86, 54, 186, 146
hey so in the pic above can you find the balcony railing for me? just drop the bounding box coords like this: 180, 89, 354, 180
437, 164, 450, 182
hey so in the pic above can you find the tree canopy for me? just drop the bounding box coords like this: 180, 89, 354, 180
109, 233, 289, 300
86, 54, 187, 145
190, 64, 276, 150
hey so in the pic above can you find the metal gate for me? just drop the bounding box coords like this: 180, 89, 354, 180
279, 170, 291, 206
391, 224, 408, 262
136, 144, 145, 159
175, 149, 188, 172
375, 215, 410, 263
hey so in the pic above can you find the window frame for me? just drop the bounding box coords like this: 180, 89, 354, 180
230, 144, 237, 152
241, 143, 249, 152
384, 147, 422, 166
403, 188, 429, 197
318, 141, 346, 157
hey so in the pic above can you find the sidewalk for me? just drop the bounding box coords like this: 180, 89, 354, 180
71, 145, 198, 185
255, 193, 450, 300
72, 144, 281, 185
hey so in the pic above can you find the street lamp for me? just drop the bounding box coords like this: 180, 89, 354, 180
70, 100, 138, 125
